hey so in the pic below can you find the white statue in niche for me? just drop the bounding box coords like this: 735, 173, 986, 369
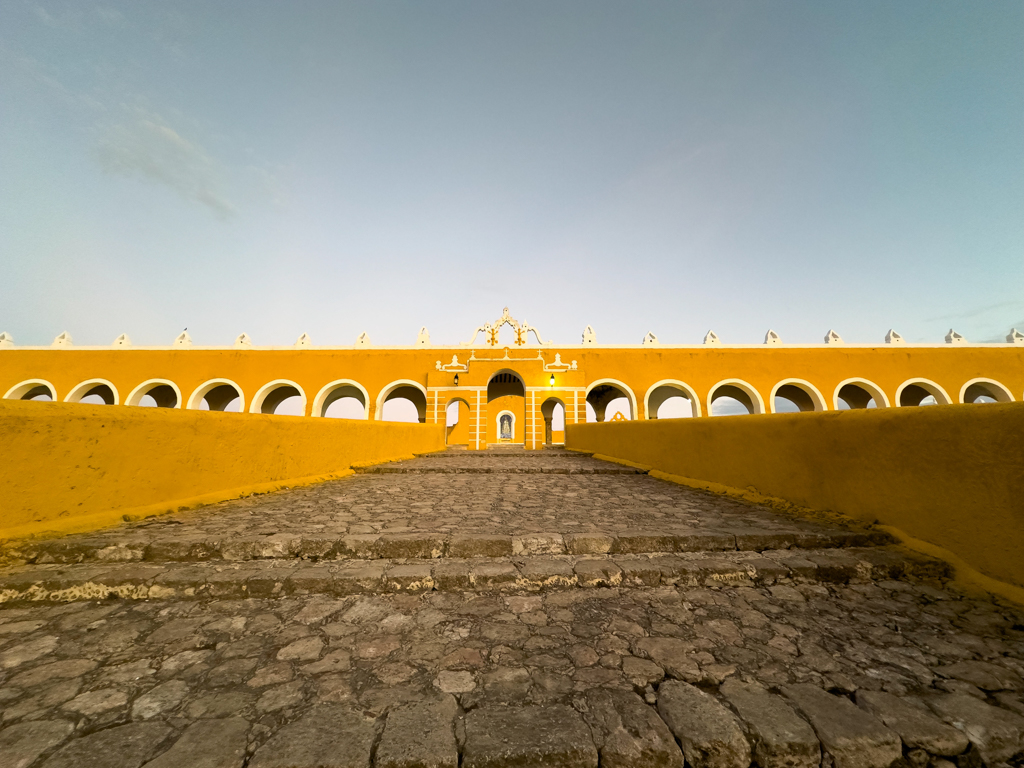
500, 414, 513, 440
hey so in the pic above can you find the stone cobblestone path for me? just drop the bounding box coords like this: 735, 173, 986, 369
2, 448, 1023, 767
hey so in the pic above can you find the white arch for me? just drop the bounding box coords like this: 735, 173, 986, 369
64, 378, 120, 405
959, 378, 1014, 404
4, 379, 57, 401
312, 379, 370, 419
707, 378, 766, 415
375, 379, 428, 421
832, 378, 891, 410
186, 379, 246, 412
643, 379, 703, 419
249, 379, 307, 415
585, 378, 638, 420
769, 378, 828, 413
495, 409, 517, 441
895, 378, 952, 407
125, 379, 183, 408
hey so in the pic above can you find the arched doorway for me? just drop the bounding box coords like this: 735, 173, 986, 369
541, 397, 565, 445
487, 371, 524, 445
446, 397, 472, 445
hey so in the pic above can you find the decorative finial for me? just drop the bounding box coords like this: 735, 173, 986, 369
945, 329, 966, 345
52, 331, 73, 348
416, 327, 431, 346
0, 332, 13, 348
824, 329, 843, 345
703, 330, 720, 345
885, 329, 904, 344
112, 333, 131, 348
764, 329, 782, 345
356, 332, 371, 347
582, 325, 596, 345
295, 333, 312, 348
1008, 329, 1024, 344
234, 333, 252, 349
173, 331, 192, 348
642, 332, 659, 346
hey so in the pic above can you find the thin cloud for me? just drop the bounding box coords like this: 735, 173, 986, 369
95, 116, 237, 219
925, 300, 1024, 322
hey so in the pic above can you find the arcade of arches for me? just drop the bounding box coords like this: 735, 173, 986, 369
2, 308, 1022, 450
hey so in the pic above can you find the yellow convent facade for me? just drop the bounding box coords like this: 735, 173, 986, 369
2, 308, 1022, 451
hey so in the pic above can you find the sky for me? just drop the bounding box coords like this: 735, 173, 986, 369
1, 1, 1022, 348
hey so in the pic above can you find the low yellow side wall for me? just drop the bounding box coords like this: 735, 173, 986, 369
0, 400, 444, 539
567, 404, 1024, 590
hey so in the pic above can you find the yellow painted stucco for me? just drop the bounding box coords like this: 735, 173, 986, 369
0, 399, 443, 540
566, 402, 1024, 591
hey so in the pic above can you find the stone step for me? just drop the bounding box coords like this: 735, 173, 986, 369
0, 546, 951, 603
4, 528, 897, 566
355, 465, 644, 474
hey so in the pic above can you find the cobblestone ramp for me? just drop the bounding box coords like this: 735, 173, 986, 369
2, 450, 1024, 767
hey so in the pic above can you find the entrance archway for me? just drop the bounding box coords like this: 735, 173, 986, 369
541, 397, 565, 445
446, 397, 471, 445
487, 371, 525, 445
586, 379, 636, 422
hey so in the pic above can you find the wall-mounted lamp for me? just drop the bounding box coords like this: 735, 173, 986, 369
454, 374, 460, 387
549, 374, 555, 386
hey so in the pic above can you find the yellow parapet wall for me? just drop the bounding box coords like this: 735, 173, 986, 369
566, 403, 1024, 591
0, 400, 444, 540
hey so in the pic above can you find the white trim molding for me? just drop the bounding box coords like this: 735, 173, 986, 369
64, 378, 119, 405
895, 378, 952, 407
959, 378, 1014, 404
833, 378, 891, 410
769, 378, 828, 413
312, 379, 370, 418
249, 379, 307, 415
643, 379, 703, 419
125, 379, 183, 408
708, 378, 765, 415
187, 379, 245, 412
4, 379, 57, 401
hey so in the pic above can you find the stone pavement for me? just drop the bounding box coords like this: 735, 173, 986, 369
1, 449, 1023, 768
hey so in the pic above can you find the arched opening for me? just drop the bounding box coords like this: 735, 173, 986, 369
644, 381, 701, 419
770, 380, 826, 414
586, 380, 636, 422
708, 380, 764, 416
446, 398, 471, 445
65, 379, 119, 405
188, 379, 244, 412
897, 379, 952, 408
313, 380, 369, 419
834, 379, 889, 410
487, 371, 525, 444
4, 380, 57, 402
126, 380, 181, 408
541, 397, 566, 445
250, 380, 307, 416
960, 379, 1014, 404
378, 380, 427, 423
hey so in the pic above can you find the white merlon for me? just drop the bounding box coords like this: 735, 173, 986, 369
416, 327, 431, 346
295, 333, 313, 348
824, 329, 843, 344
764, 329, 782, 345
112, 333, 132, 348
0, 332, 13, 348
582, 325, 596, 345
52, 331, 73, 348
945, 329, 966, 344
173, 331, 192, 348
1007, 329, 1023, 344
234, 333, 252, 349
642, 332, 659, 346
885, 329, 905, 344
356, 332, 371, 347
703, 330, 720, 345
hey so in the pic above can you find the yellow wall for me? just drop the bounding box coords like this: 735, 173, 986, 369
0, 399, 444, 539
566, 403, 1024, 589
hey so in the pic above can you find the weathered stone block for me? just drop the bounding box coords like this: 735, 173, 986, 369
586, 688, 683, 768
926, 693, 1024, 765
141, 718, 249, 768
855, 690, 968, 756
632, 638, 701, 683
520, 558, 577, 588
376, 696, 459, 768
386, 563, 434, 592
40, 722, 173, 768
512, 533, 566, 556
448, 535, 513, 558
657, 680, 750, 768
0, 720, 73, 768
720, 678, 819, 768
565, 533, 615, 555
463, 705, 597, 768
575, 559, 623, 588
377, 534, 446, 560
782, 684, 901, 768
248, 704, 377, 768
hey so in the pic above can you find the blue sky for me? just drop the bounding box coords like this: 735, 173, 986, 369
2, 1, 1022, 347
